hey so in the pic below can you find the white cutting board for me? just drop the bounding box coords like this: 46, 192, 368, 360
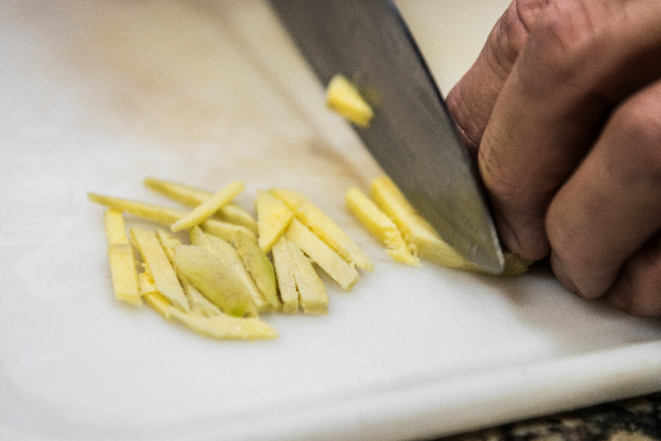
1, 1, 660, 440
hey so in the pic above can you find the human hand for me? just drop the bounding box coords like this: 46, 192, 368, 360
446, 0, 661, 316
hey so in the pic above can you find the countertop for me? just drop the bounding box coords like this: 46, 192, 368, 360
438, 393, 661, 441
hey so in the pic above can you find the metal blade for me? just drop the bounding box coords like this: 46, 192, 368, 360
269, 0, 504, 274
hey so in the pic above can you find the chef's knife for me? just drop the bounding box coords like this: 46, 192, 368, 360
269, 0, 505, 274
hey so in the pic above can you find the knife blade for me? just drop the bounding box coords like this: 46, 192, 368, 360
269, 0, 505, 274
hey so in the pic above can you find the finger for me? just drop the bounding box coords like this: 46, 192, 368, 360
546, 79, 661, 303
479, 0, 661, 260
446, 0, 547, 156
607, 234, 661, 317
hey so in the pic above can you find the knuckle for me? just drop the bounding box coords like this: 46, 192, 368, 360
622, 236, 661, 316
479, 136, 524, 203
549, 232, 604, 297
614, 92, 661, 149
523, 0, 607, 84
609, 90, 661, 183
495, 0, 547, 65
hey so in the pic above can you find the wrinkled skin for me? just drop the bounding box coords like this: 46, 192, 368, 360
446, 0, 661, 316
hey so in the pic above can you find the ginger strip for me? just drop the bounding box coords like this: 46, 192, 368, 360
189, 227, 273, 313
156, 228, 222, 318
288, 239, 328, 315
271, 188, 373, 271
326, 74, 374, 127
271, 236, 298, 314
285, 219, 359, 291
145, 293, 277, 340
130, 227, 190, 312
255, 189, 293, 253
88, 192, 256, 242
171, 181, 245, 232
143, 177, 257, 233
103, 209, 141, 306
232, 230, 280, 310
345, 187, 420, 267
370, 176, 531, 275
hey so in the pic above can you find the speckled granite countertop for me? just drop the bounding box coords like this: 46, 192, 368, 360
437, 393, 661, 441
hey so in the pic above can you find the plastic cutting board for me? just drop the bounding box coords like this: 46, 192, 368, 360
1, 1, 660, 440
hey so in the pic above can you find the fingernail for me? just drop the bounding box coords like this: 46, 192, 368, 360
607, 277, 632, 311
550, 253, 581, 296
494, 210, 521, 255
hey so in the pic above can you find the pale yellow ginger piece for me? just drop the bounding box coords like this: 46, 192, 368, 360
370, 176, 531, 275
232, 230, 280, 310
326, 74, 374, 127
271, 236, 328, 314
143, 177, 257, 233
285, 219, 359, 291
288, 239, 329, 315
107, 244, 141, 306
174, 244, 258, 318
88, 193, 256, 243
103, 209, 141, 306
130, 227, 190, 312
144, 292, 277, 340
138, 270, 158, 297
104, 209, 130, 245
189, 227, 272, 313
370, 176, 481, 271
502, 253, 533, 277
271, 236, 299, 314
255, 190, 293, 253
345, 187, 421, 267
271, 188, 373, 272
171, 181, 245, 232
89, 193, 186, 225
156, 228, 222, 318
201, 219, 257, 244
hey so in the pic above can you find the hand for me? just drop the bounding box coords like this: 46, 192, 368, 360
446, 0, 661, 316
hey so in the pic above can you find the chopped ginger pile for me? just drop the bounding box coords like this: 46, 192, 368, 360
90, 178, 372, 340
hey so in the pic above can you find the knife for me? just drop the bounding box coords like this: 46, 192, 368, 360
269, 0, 505, 274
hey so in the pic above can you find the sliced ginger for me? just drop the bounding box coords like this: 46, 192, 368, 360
143, 177, 257, 233
189, 227, 274, 313
346, 187, 420, 267
92, 178, 375, 341
285, 219, 359, 291
287, 238, 329, 315
145, 292, 277, 340
90, 193, 186, 225
271, 236, 328, 315
232, 230, 280, 310
369, 176, 479, 271
367, 176, 531, 275
271, 236, 299, 314
137, 268, 158, 297
173, 244, 258, 318
103, 209, 141, 306
255, 189, 293, 253
271, 188, 373, 272
171, 181, 245, 232
326, 74, 374, 127
130, 227, 190, 311
135, 232, 273, 338
156, 228, 223, 318
88, 192, 257, 243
